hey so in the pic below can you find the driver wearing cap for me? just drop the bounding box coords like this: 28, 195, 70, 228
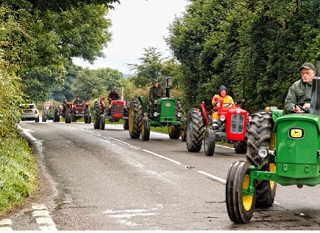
285, 62, 316, 113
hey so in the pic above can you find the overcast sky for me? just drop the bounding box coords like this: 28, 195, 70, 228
72, 0, 189, 74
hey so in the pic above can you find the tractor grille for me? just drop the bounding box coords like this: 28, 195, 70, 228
231, 114, 244, 134
111, 104, 124, 115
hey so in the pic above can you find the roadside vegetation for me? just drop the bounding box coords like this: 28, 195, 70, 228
1, 0, 320, 216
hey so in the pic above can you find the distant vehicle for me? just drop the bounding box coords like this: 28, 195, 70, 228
42, 101, 57, 122
20, 103, 40, 122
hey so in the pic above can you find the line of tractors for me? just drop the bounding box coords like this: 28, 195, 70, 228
40, 76, 320, 224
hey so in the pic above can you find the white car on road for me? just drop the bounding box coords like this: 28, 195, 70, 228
20, 103, 40, 122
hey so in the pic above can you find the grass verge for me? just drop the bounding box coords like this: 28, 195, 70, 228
0, 132, 39, 215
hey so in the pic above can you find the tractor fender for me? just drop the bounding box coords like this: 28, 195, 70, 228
199, 102, 209, 126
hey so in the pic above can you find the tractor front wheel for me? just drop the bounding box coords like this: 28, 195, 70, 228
180, 118, 187, 142
186, 108, 205, 152
141, 117, 150, 141
168, 126, 181, 139
123, 119, 129, 130
100, 114, 105, 130
93, 101, 101, 129
226, 160, 255, 223
204, 128, 215, 156
65, 107, 71, 124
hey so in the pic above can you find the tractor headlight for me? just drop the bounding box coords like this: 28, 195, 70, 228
177, 112, 182, 118
219, 115, 226, 122
257, 147, 269, 158
153, 112, 159, 117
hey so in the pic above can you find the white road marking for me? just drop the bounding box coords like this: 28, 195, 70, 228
197, 171, 226, 185
32, 203, 57, 231
83, 127, 227, 185
142, 149, 182, 165
0, 219, 13, 231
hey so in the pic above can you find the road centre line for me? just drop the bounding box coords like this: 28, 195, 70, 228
142, 149, 182, 165
84, 128, 227, 185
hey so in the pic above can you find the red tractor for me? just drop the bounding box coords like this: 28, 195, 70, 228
55, 101, 91, 124
185, 100, 248, 156
93, 98, 129, 130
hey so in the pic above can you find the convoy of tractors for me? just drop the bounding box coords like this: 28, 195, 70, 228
25, 76, 320, 225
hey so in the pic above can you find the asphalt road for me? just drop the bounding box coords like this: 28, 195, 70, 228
1, 120, 320, 230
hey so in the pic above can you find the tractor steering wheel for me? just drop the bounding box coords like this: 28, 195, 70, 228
224, 103, 234, 108
295, 102, 310, 113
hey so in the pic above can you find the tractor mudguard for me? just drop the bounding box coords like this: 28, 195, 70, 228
199, 102, 209, 126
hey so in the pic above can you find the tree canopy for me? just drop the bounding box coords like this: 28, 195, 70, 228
167, 0, 320, 112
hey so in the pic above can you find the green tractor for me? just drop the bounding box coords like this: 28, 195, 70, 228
128, 77, 183, 141
226, 77, 320, 223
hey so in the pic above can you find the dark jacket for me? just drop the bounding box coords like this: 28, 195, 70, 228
149, 85, 165, 102
284, 79, 312, 113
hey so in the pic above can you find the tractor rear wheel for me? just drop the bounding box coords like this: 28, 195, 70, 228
246, 111, 276, 208
93, 101, 101, 129
168, 126, 181, 139
204, 128, 215, 156
129, 98, 143, 139
186, 108, 205, 152
226, 160, 255, 223
141, 117, 150, 141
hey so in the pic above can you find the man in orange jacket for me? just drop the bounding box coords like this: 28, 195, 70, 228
211, 85, 234, 129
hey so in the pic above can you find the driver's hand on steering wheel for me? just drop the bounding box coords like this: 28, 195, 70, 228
293, 103, 310, 113
293, 105, 302, 113
303, 103, 311, 110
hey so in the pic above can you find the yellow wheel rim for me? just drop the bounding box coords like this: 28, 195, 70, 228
242, 174, 253, 211
269, 163, 276, 189
141, 119, 145, 136
129, 106, 133, 132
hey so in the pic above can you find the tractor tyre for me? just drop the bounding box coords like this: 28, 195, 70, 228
234, 139, 247, 154
226, 160, 256, 223
54, 107, 60, 122
204, 128, 215, 156
246, 111, 276, 208
72, 115, 76, 122
84, 107, 91, 124
186, 108, 205, 152
168, 126, 181, 139
180, 118, 187, 142
93, 101, 101, 129
123, 119, 129, 130
141, 117, 150, 141
175, 100, 183, 121
129, 98, 143, 139
65, 107, 71, 124
100, 114, 105, 130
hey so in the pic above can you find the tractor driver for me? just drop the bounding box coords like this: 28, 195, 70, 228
107, 88, 120, 116
149, 79, 165, 113
108, 88, 120, 104
285, 62, 316, 113
211, 85, 234, 129
73, 96, 82, 104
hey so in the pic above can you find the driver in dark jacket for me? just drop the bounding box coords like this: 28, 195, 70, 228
149, 79, 165, 113
284, 62, 316, 113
